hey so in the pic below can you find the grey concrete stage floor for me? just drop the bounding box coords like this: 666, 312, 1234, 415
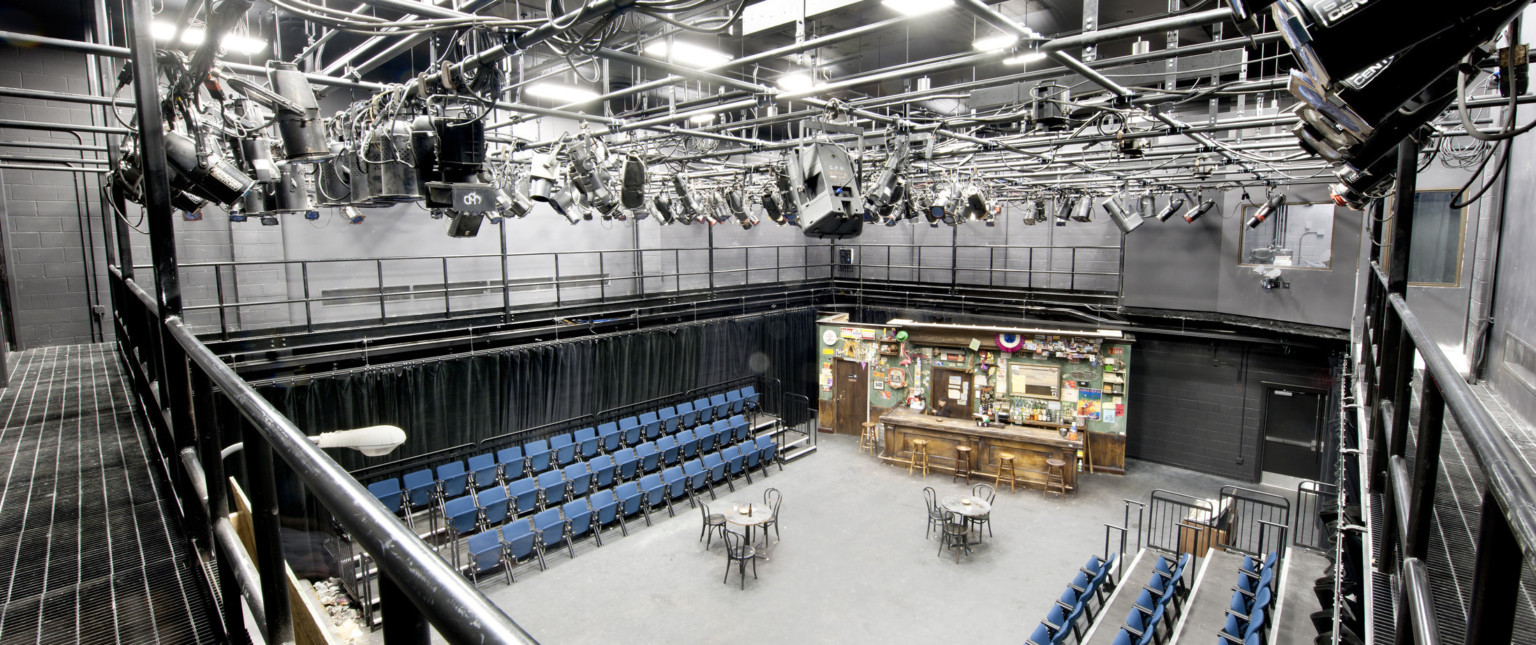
421, 433, 1327, 644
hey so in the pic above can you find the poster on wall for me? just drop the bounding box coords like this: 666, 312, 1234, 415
1078, 388, 1102, 420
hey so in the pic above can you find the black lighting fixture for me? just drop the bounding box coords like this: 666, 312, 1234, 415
653, 192, 677, 224
163, 129, 256, 208
1246, 194, 1287, 228
1054, 195, 1074, 226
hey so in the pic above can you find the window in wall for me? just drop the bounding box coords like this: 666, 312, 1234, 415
1240, 201, 1336, 269
1405, 190, 1466, 286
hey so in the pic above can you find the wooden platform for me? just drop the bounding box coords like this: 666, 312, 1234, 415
878, 408, 1083, 492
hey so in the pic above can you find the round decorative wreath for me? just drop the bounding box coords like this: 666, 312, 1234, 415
996, 333, 1024, 352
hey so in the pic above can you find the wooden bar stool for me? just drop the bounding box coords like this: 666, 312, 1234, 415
908, 439, 930, 477
995, 452, 1018, 493
952, 445, 972, 484
859, 422, 879, 457
1044, 458, 1067, 499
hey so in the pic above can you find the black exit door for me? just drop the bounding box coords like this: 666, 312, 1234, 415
1261, 385, 1325, 479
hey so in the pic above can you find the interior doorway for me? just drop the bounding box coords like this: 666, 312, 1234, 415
930, 367, 973, 420
1261, 385, 1325, 479
833, 358, 868, 435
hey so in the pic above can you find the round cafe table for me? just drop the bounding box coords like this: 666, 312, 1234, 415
725, 502, 774, 561
941, 495, 992, 518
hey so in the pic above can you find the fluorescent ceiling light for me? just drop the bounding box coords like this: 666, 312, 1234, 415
644, 41, 734, 68
152, 21, 267, 55
1003, 52, 1047, 65
689, 112, 716, 124
777, 72, 816, 93
973, 34, 1018, 52
526, 82, 600, 103
882, 0, 954, 16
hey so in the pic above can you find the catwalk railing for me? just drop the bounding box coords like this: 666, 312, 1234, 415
109, 267, 537, 644
1361, 260, 1536, 643
137, 242, 1123, 339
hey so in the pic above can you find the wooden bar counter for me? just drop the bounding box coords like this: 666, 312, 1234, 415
879, 408, 1084, 492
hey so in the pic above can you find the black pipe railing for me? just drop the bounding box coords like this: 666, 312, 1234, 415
1355, 143, 1535, 644
110, 267, 538, 644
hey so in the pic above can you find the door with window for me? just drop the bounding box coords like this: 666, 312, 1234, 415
1261, 385, 1325, 479
930, 367, 974, 420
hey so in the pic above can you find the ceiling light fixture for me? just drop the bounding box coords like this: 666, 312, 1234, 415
526, 82, 600, 103
152, 21, 267, 55
973, 34, 1019, 52
882, 0, 955, 16
644, 41, 735, 68
777, 72, 816, 93
1003, 52, 1046, 65
689, 112, 717, 124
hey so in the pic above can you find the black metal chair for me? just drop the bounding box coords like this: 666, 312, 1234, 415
692, 491, 726, 548
723, 529, 758, 589
761, 488, 782, 543
970, 483, 995, 540
938, 510, 970, 562
923, 487, 946, 539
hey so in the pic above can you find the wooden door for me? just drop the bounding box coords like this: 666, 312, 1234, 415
833, 359, 868, 434
931, 367, 973, 419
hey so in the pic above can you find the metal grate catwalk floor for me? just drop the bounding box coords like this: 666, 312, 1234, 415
0, 345, 218, 644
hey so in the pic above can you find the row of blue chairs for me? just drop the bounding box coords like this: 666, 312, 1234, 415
1219, 550, 1280, 645
364, 385, 760, 519
438, 435, 781, 571
1027, 553, 1118, 645
1104, 552, 1190, 645
366, 412, 760, 531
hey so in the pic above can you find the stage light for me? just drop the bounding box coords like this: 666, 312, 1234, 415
973, 34, 1018, 52
358, 121, 423, 203
882, 0, 954, 16
1054, 196, 1074, 226
1137, 195, 1156, 219
266, 64, 331, 161
1246, 194, 1286, 229
163, 130, 255, 207
1071, 195, 1093, 222
343, 205, 366, 224
672, 175, 704, 223
527, 82, 600, 103
644, 41, 734, 68
1102, 196, 1143, 235
495, 186, 534, 219
621, 155, 647, 209
1155, 197, 1186, 222
1029, 83, 1071, 131
787, 142, 862, 238
864, 135, 909, 217
761, 187, 786, 225
726, 191, 758, 229
653, 192, 676, 224
774, 169, 801, 225
528, 152, 559, 201
550, 186, 583, 224
567, 134, 619, 217
412, 115, 495, 212
1183, 200, 1215, 223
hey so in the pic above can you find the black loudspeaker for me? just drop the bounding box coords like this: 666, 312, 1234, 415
621, 155, 646, 209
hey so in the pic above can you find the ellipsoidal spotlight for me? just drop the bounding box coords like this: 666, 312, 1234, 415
1183, 200, 1216, 223
1155, 197, 1186, 222
1071, 195, 1094, 222
653, 192, 676, 224
528, 152, 559, 201
1055, 196, 1074, 226
1247, 194, 1287, 228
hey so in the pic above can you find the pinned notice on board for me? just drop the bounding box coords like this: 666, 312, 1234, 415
969, 338, 982, 351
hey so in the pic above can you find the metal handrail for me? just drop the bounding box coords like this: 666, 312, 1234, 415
1387, 292, 1536, 561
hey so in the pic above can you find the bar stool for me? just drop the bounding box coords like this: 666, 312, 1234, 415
1044, 458, 1067, 499
995, 452, 1018, 493
909, 439, 930, 477
952, 444, 972, 484
859, 422, 879, 457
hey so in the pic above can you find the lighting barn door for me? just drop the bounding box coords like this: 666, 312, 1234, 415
833, 359, 868, 435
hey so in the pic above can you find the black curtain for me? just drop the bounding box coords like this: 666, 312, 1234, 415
260, 308, 817, 470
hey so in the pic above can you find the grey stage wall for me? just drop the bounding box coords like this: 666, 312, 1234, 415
1126, 334, 1341, 482
259, 307, 817, 469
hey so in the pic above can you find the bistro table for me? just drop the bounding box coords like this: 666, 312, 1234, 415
939, 495, 991, 557
725, 502, 775, 561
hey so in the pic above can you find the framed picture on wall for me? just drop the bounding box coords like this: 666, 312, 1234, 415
1009, 363, 1060, 400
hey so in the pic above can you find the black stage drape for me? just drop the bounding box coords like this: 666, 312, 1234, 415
259, 307, 818, 469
